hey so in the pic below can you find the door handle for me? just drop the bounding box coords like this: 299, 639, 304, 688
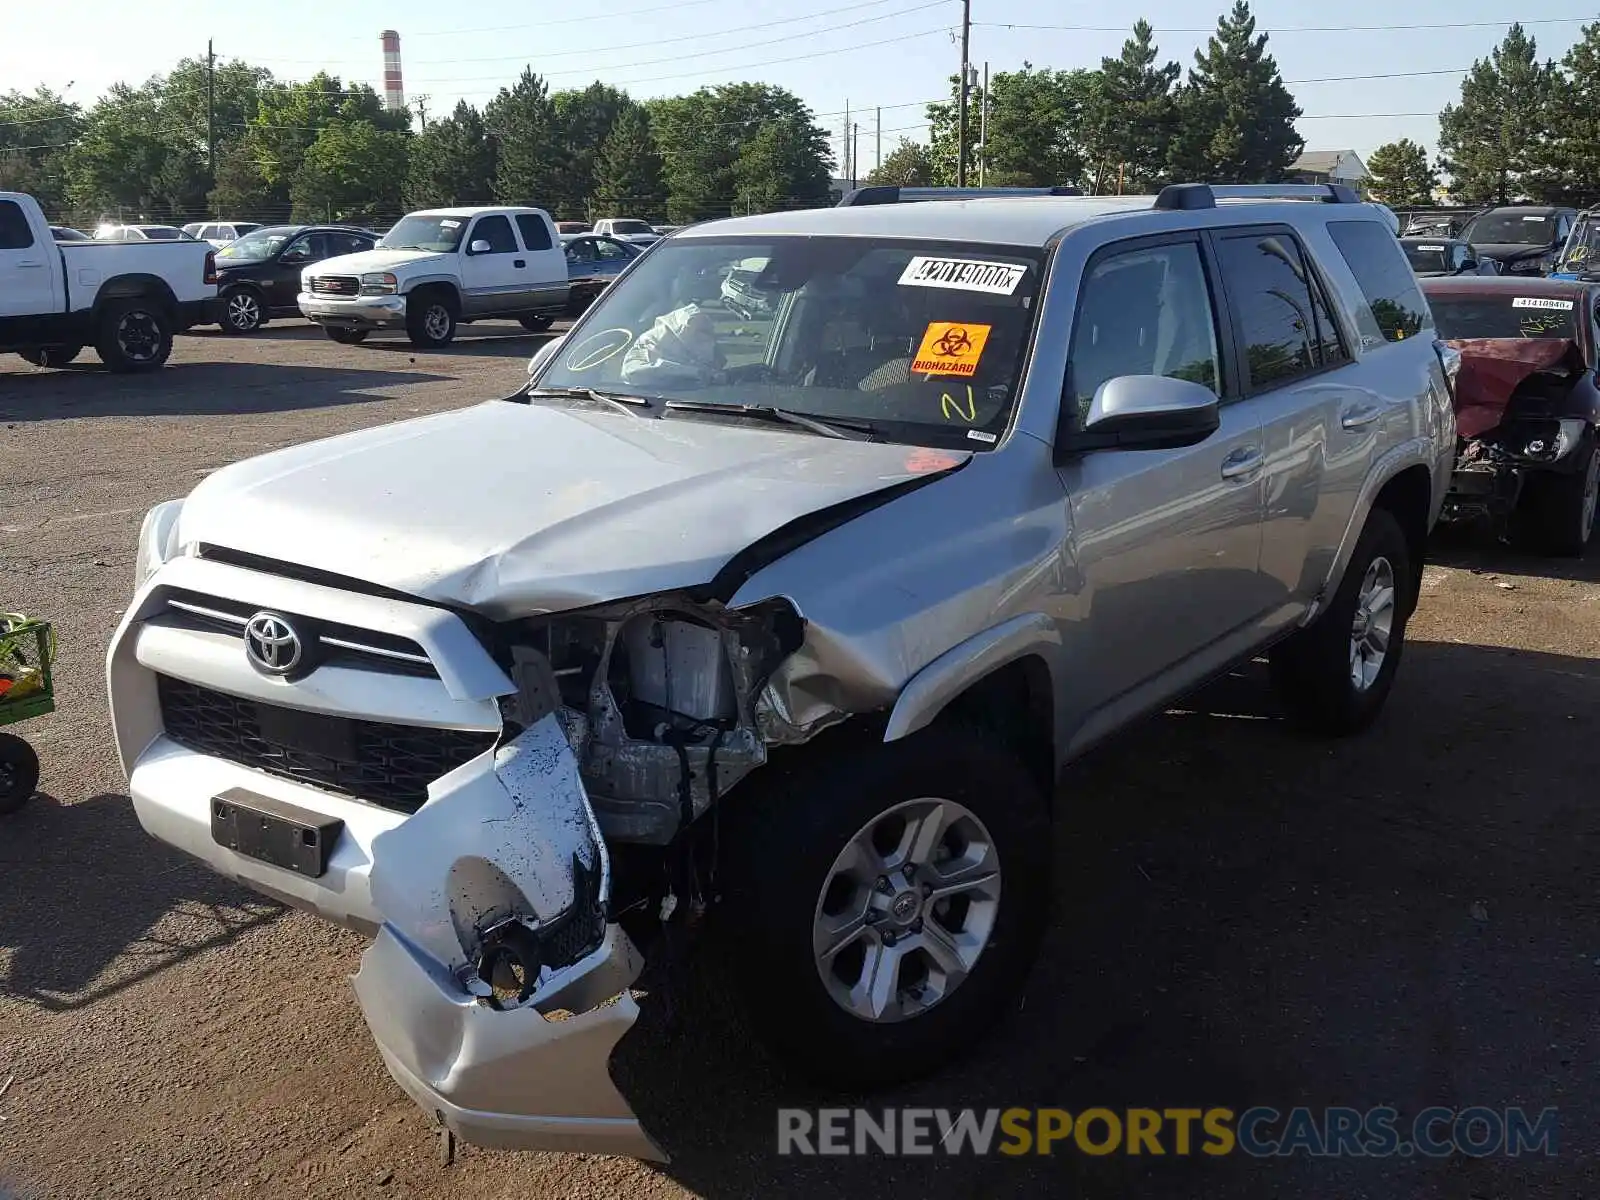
513, 259, 526, 268
1341, 404, 1382, 430
1220, 446, 1264, 480
15, 260, 43, 269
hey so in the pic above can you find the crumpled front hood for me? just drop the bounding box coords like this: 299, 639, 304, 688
308, 248, 452, 276
176, 400, 967, 617
1444, 337, 1582, 438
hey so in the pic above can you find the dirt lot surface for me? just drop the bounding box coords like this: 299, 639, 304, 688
1, 324, 1597, 1198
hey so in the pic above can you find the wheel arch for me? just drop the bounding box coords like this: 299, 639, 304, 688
1315, 442, 1439, 625
92, 274, 178, 322
401, 277, 462, 306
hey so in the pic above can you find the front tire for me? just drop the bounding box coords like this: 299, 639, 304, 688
17, 345, 83, 367
721, 724, 1051, 1089
0, 732, 39, 816
95, 298, 173, 372
221, 286, 266, 334
324, 328, 369, 345
1511, 440, 1598, 557
519, 314, 555, 333
1270, 507, 1413, 735
406, 290, 458, 349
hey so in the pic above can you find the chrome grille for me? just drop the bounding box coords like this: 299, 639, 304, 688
310, 275, 360, 297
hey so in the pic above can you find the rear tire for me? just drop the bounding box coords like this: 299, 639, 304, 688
95, 297, 173, 372
0, 732, 39, 816
519, 314, 555, 333
406, 290, 458, 349
1510, 440, 1598, 557
1269, 507, 1413, 735
719, 724, 1051, 1089
17, 345, 83, 367
324, 328, 369, 345
221, 286, 267, 334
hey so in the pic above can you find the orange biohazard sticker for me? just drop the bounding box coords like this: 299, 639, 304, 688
912, 322, 992, 377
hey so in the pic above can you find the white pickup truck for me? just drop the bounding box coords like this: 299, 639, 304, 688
297, 206, 569, 349
0, 191, 218, 371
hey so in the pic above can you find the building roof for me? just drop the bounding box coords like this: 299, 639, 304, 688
1291, 150, 1368, 179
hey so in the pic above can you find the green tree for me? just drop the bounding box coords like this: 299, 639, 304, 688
928, 66, 1098, 189
865, 138, 935, 186
1438, 24, 1558, 205
592, 104, 665, 218
486, 68, 562, 205
1365, 139, 1438, 206
405, 100, 496, 209
248, 74, 404, 212
208, 142, 277, 218
62, 84, 205, 219
649, 84, 831, 221
1084, 21, 1181, 193
0, 89, 81, 213
1542, 23, 1600, 205
291, 120, 409, 222
1168, 1, 1303, 183
550, 83, 634, 217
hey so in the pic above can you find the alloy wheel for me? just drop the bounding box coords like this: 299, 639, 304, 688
1349, 556, 1396, 692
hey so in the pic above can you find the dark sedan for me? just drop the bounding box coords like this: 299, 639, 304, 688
1422, 275, 1600, 554
211, 225, 378, 333
1455, 205, 1577, 277
1401, 237, 1499, 277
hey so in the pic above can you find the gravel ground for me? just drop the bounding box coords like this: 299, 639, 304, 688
0, 324, 1597, 1198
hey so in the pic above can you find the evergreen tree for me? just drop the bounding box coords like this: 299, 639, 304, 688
865, 138, 935, 186
1541, 23, 1600, 204
1168, 1, 1303, 183
550, 83, 633, 217
1365, 139, 1438, 206
1438, 24, 1558, 205
405, 100, 496, 209
592, 105, 665, 219
486, 68, 563, 206
1084, 21, 1181, 193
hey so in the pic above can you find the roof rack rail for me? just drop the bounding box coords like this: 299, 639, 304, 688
1153, 182, 1363, 211
837, 184, 1083, 207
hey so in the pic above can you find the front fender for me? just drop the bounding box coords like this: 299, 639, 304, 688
882, 612, 1061, 743
399, 274, 463, 295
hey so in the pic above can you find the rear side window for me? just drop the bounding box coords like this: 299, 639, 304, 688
0, 201, 34, 249
516, 214, 553, 251
1067, 239, 1223, 423
1327, 220, 1431, 345
1215, 230, 1348, 391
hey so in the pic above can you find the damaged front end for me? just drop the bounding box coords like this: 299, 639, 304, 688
351, 590, 822, 1161
1440, 337, 1592, 524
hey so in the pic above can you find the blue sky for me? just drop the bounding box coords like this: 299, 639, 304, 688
7, 0, 1596, 172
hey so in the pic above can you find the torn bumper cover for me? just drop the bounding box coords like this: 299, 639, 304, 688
350, 714, 665, 1161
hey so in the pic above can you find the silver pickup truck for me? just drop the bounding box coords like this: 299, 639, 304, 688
0, 191, 217, 370
110, 183, 1456, 1159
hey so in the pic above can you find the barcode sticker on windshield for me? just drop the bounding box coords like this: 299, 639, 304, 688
899, 256, 1028, 295
1524, 215, 1547, 221
1418, 244, 1445, 251
1512, 297, 1574, 310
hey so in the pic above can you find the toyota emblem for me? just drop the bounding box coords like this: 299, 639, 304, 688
244, 612, 304, 676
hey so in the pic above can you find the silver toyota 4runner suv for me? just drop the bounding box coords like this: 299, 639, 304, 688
109, 183, 1457, 1159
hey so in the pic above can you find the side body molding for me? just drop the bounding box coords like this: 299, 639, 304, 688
882, 612, 1062, 743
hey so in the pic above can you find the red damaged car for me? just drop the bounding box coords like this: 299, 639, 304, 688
1421, 276, 1600, 555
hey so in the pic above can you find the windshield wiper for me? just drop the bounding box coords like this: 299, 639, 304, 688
662, 400, 877, 441
524, 386, 650, 416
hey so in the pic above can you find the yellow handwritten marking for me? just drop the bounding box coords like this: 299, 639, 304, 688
941, 385, 977, 422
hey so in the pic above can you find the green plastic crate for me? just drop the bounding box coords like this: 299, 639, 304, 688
0, 614, 55, 725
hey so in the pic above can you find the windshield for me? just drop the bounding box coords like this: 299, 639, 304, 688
1403, 243, 1450, 274
217, 229, 294, 261
1557, 215, 1600, 271
377, 214, 466, 253
1462, 212, 1553, 246
608, 220, 653, 235
534, 236, 1044, 449
1428, 293, 1579, 340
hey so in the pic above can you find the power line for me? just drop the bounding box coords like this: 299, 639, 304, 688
974, 14, 1600, 34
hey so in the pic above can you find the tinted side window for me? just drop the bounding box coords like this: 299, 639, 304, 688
0, 201, 35, 249
1326, 219, 1430, 345
1067, 240, 1222, 423
516, 214, 553, 251
1215, 232, 1341, 391
471, 215, 518, 253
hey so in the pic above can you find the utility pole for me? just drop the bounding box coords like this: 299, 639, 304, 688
206, 39, 216, 183
956, 0, 971, 185
843, 99, 851, 188
850, 124, 860, 189
414, 95, 430, 127
876, 106, 882, 171
978, 62, 988, 186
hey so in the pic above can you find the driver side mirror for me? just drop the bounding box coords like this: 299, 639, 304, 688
469, 239, 493, 255
1059, 375, 1221, 457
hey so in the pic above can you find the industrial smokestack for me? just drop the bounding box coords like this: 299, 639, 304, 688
380, 30, 405, 114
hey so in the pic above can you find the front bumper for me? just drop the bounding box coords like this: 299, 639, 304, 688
107, 555, 661, 1159
298, 292, 408, 330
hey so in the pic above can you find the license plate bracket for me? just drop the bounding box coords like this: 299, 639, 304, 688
211, 788, 343, 879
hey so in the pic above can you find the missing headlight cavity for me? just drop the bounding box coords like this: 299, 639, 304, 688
498, 595, 805, 844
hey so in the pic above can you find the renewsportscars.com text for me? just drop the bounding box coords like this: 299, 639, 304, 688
777, 1106, 1558, 1158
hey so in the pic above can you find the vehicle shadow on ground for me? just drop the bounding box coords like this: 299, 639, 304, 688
0, 363, 452, 421
0, 800, 281, 1017
1426, 522, 1600, 583
622, 639, 1597, 1199
0, 792, 282, 1012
